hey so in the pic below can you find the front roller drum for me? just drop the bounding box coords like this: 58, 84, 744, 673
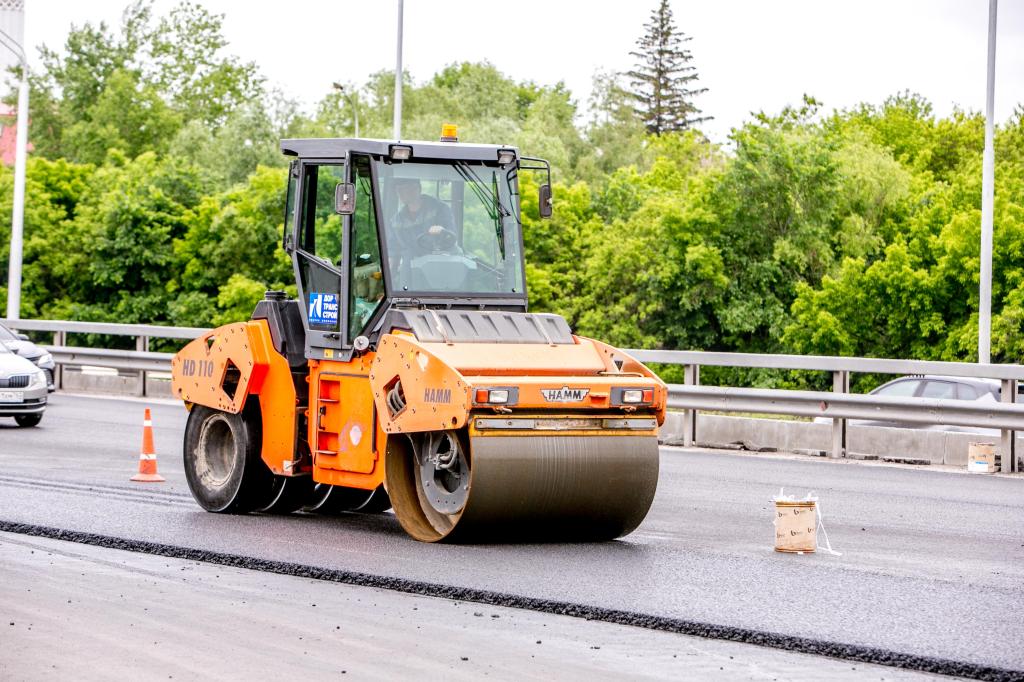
386, 430, 659, 543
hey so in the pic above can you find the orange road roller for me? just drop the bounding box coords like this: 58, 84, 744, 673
171, 133, 666, 542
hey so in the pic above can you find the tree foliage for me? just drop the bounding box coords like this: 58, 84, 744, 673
3, 0, 1022, 376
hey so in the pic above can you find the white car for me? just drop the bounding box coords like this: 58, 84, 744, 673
815, 375, 1006, 434
0, 344, 48, 427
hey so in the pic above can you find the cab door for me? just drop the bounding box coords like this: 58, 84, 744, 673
290, 161, 347, 358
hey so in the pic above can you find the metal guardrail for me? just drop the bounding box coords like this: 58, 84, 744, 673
0, 319, 1018, 472
630, 349, 1024, 381
630, 349, 1020, 473
45, 346, 175, 373
1, 318, 208, 340
1, 318, 197, 397
667, 385, 1024, 430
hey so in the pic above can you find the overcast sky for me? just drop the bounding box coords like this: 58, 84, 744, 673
21, 0, 1024, 143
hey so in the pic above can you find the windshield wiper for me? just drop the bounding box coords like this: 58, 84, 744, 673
455, 162, 508, 259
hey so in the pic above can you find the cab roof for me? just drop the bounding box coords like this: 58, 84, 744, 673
280, 137, 519, 163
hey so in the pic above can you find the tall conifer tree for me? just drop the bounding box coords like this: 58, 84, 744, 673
626, 0, 709, 134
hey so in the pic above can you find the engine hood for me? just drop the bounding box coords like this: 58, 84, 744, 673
0, 351, 42, 375
2, 340, 41, 359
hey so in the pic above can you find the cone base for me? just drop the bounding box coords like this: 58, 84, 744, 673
130, 473, 166, 482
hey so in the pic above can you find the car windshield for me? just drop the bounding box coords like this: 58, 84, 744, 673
0, 324, 18, 342
376, 160, 524, 296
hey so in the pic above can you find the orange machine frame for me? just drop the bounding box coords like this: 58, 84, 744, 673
173, 322, 667, 492
172, 320, 301, 476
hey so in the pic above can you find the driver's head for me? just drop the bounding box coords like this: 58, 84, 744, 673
395, 177, 422, 206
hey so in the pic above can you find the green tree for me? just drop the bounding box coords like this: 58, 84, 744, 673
27, 0, 262, 163
174, 165, 292, 298
147, 1, 263, 125
626, 0, 709, 134
577, 193, 726, 349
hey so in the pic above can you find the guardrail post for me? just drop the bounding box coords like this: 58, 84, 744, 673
831, 370, 849, 459
683, 364, 699, 446
136, 335, 149, 397
53, 330, 65, 390
1001, 379, 1017, 473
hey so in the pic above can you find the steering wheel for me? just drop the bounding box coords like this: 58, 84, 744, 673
416, 225, 459, 254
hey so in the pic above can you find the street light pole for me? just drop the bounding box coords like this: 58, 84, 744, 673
393, 0, 403, 140
7, 72, 26, 319
0, 20, 28, 321
331, 82, 359, 137
978, 0, 998, 363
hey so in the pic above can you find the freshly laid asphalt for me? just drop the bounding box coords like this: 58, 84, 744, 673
2, 532, 947, 681
0, 393, 1021, 677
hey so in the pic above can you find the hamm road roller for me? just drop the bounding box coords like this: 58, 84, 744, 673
171, 131, 666, 542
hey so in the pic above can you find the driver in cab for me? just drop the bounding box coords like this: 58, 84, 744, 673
392, 177, 456, 255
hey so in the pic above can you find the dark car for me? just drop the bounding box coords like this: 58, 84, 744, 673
0, 323, 56, 392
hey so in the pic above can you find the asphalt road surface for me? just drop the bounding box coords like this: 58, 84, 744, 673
2, 532, 944, 681
0, 393, 1021, 678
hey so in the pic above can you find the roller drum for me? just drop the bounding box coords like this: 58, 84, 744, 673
387, 432, 660, 543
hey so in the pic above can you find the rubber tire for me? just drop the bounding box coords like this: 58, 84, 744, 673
183, 404, 274, 513
14, 413, 41, 428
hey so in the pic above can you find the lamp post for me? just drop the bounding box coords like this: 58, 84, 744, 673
331, 82, 359, 138
394, 0, 403, 140
978, 0, 998, 364
0, 20, 27, 321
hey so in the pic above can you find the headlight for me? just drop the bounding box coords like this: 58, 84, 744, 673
35, 353, 52, 366
611, 386, 655, 406
28, 370, 46, 389
473, 387, 518, 405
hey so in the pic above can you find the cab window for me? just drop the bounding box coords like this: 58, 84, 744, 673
348, 155, 385, 338
298, 164, 345, 265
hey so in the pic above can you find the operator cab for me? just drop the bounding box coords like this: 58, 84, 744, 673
281, 132, 552, 359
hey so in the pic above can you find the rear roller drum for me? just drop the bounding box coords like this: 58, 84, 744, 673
304, 483, 392, 514
386, 429, 660, 543
183, 404, 275, 513
258, 475, 314, 514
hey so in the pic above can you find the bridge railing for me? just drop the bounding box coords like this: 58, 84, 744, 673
2, 319, 1019, 472
629, 349, 1022, 472
0, 318, 203, 396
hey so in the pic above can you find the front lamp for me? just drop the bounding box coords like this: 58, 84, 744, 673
389, 144, 413, 161
29, 369, 46, 389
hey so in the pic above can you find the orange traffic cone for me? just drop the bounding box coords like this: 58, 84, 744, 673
131, 408, 165, 483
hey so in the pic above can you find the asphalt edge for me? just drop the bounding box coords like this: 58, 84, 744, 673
2, 521, 1021, 681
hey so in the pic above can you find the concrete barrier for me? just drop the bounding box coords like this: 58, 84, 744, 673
660, 411, 1024, 466
60, 368, 174, 399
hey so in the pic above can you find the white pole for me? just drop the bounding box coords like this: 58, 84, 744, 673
978, 0, 997, 363
393, 0, 403, 140
6, 72, 27, 320
353, 95, 360, 138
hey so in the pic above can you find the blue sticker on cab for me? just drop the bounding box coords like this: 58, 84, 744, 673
308, 292, 339, 326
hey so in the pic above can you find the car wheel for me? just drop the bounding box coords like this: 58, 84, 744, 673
15, 413, 42, 428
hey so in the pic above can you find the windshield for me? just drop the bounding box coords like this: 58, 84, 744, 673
0, 324, 18, 342
376, 160, 524, 296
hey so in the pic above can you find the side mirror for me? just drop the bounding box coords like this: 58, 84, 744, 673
16, 333, 28, 341
538, 184, 553, 219
335, 182, 356, 215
